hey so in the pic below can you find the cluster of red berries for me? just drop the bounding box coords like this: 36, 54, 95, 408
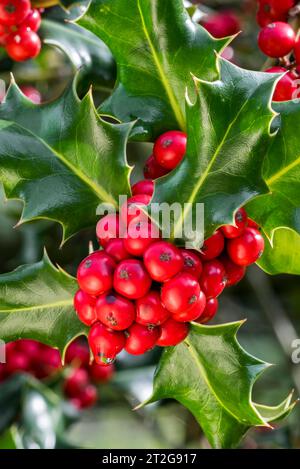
199, 9, 240, 39
0, 0, 42, 61
0, 338, 114, 409
256, 1, 300, 101
74, 130, 265, 366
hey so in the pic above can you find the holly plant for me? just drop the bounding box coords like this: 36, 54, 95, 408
0, 0, 299, 449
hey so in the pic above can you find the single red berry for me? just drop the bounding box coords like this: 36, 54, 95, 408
113, 259, 152, 299
173, 290, 206, 322
131, 179, 154, 197
247, 218, 260, 230
265, 0, 295, 14
77, 251, 116, 296
181, 249, 202, 278
120, 194, 152, 225
124, 220, 159, 256
266, 67, 297, 101
125, 323, 160, 355
90, 361, 115, 383
196, 298, 219, 324
65, 339, 90, 368
153, 131, 187, 170
20, 85, 41, 104
157, 318, 189, 347
96, 292, 135, 331
292, 39, 300, 66
88, 322, 125, 365
136, 290, 170, 326
200, 10, 240, 38
5, 352, 31, 375
0, 0, 30, 26
227, 227, 265, 266
15, 339, 40, 360
200, 230, 225, 261
19, 9, 41, 32
144, 241, 184, 282
200, 259, 227, 298
221, 208, 248, 239
144, 154, 170, 180
64, 368, 89, 398
77, 384, 98, 408
220, 255, 246, 287
258, 22, 295, 58
33, 346, 61, 378
105, 238, 131, 263
0, 23, 10, 45
96, 213, 121, 248
74, 290, 97, 326
161, 272, 201, 314
6, 28, 41, 62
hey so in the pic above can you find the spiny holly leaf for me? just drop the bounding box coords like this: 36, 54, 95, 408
247, 100, 300, 274
0, 79, 132, 242
0, 252, 84, 355
257, 229, 300, 275
141, 322, 294, 449
150, 59, 276, 247
78, 0, 229, 140
40, 20, 116, 87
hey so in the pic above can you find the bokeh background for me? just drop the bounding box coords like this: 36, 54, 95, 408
0, 0, 299, 449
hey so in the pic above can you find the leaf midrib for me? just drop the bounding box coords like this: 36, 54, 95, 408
266, 154, 300, 186
0, 299, 73, 314
137, 0, 186, 131
185, 337, 260, 425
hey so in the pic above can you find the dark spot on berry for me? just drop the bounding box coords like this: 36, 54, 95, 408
162, 138, 173, 148
119, 269, 129, 279
188, 295, 198, 305
107, 312, 117, 326
184, 257, 195, 268
106, 294, 116, 304
85, 260, 92, 268
160, 252, 171, 262
5, 3, 16, 13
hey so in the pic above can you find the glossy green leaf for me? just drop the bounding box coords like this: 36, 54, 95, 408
150, 59, 276, 246
141, 322, 293, 449
0, 252, 84, 355
78, 0, 229, 140
247, 100, 300, 274
40, 19, 116, 88
0, 79, 132, 241
257, 228, 300, 275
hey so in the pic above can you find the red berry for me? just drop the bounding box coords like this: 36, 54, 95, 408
173, 290, 206, 322
220, 255, 246, 287
5, 352, 30, 375
77, 384, 98, 408
33, 346, 61, 378
293, 39, 300, 65
120, 194, 152, 225
64, 368, 89, 398
144, 154, 170, 179
89, 323, 125, 365
157, 318, 189, 347
161, 272, 201, 314
153, 131, 187, 170
0, 0, 30, 26
96, 292, 135, 331
105, 238, 131, 263
15, 339, 40, 360
201, 11, 240, 38
6, 28, 41, 62
20, 9, 41, 32
266, 67, 297, 101
200, 260, 227, 298
96, 213, 121, 248
258, 22, 295, 58
77, 251, 116, 296
113, 259, 152, 299
136, 290, 170, 326
200, 230, 225, 261
0, 23, 10, 45
131, 179, 154, 197
90, 361, 114, 383
20, 85, 41, 104
125, 323, 160, 355
65, 339, 90, 368
221, 208, 248, 239
124, 220, 159, 256
181, 249, 202, 278
196, 298, 219, 324
227, 227, 265, 266
74, 290, 97, 326
143, 241, 183, 282
247, 218, 260, 230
